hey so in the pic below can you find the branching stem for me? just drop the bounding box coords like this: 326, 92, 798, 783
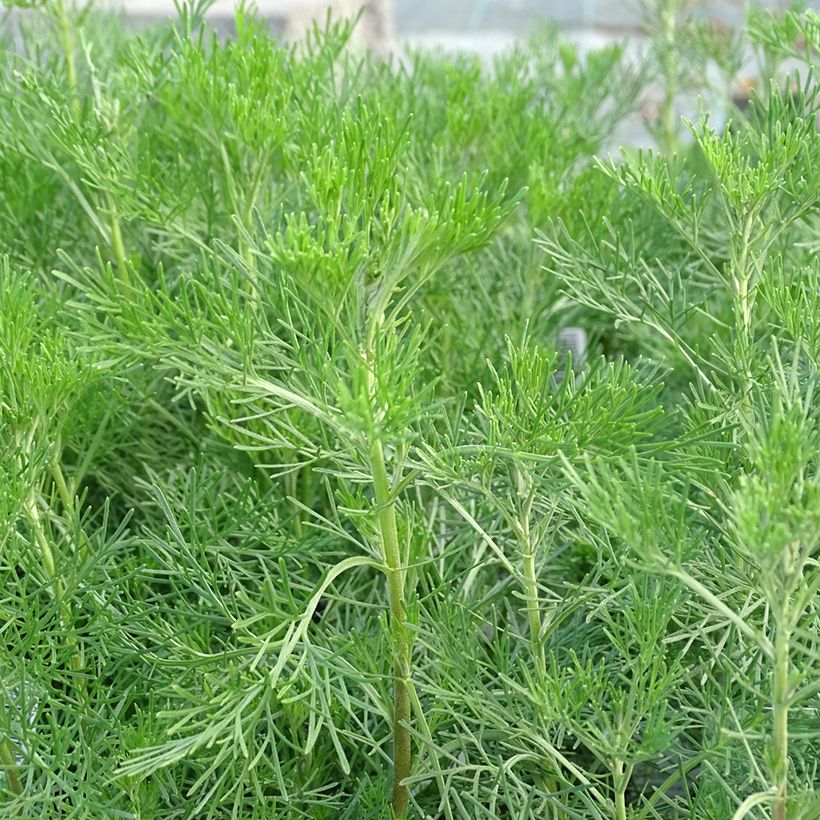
614, 758, 628, 820
771, 621, 790, 820
371, 437, 411, 817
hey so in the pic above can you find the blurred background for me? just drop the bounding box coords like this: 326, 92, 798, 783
8, 0, 815, 148
101, 0, 803, 53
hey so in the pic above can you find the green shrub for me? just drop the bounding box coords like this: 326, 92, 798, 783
1, 2, 818, 817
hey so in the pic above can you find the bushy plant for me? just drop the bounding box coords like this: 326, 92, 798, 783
1, 1, 818, 817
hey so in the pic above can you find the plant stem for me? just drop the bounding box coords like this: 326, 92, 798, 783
23, 490, 85, 684
108, 200, 129, 286
513, 473, 568, 814
24, 490, 58, 581
771, 623, 790, 820
300, 461, 313, 522
54, 0, 78, 116
0, 736, 22, 797
50, 455, 75, 518
614, 759, 628, 820
514, 470, 546, 676
522, 536, 546, 673
658, 0, 679, 155
50, 455, 92, 560
371, 437, 411, 817
732, 211, 756, 403
240, 186, 257, 274
285, 468, 303, 538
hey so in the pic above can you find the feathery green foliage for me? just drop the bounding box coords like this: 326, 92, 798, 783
1, 1, 818, 818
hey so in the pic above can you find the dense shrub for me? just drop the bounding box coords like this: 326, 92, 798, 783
1, 2, 818, 817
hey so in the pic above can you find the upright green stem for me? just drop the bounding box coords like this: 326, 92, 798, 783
107, 198, 130, 286
371, 437, 411, 817
522, 532, 546, 674
514, 471, 546, 676
733, 212, 754, 335
54, 0, 78, 116
513, 472, 567, 813
299, 462, 313, 518
0, 737, 22, 797
284, 469, 303, 539
49, 455, 91, 560
771, 622, 790, 820
23, 490, 85, 682
658, 0, 679, 156
240, 193, 257, 273
24, 490, 58, 581
50, 456, 74, 515
732, 211, 757, 447
614, 759, 628, 820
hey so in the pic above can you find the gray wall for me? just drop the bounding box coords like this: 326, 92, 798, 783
395, 0, 791, 36
102, 1, 809, 48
